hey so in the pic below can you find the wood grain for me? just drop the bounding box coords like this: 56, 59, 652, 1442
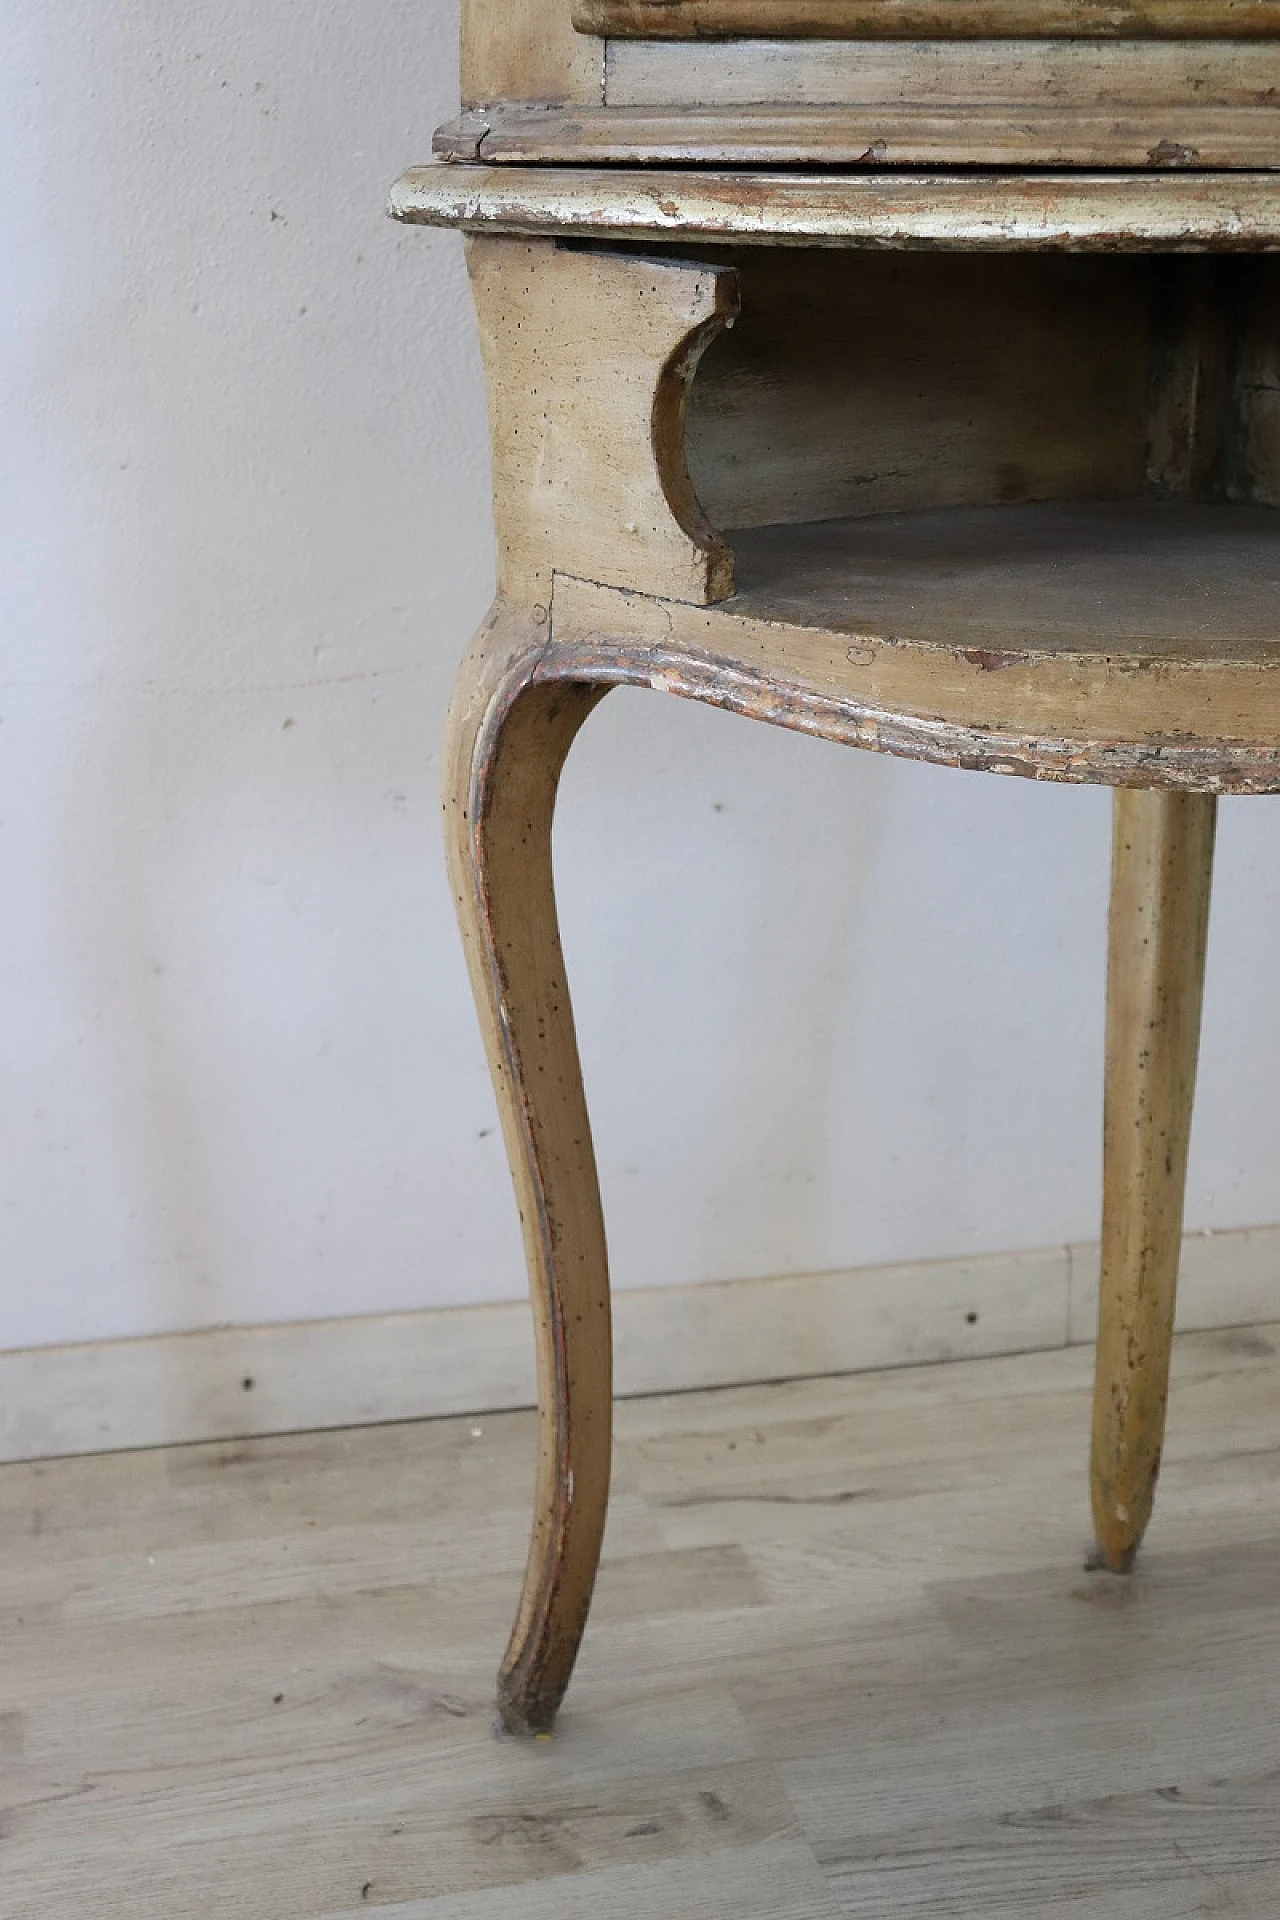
3, 1327, 1279, 1914
579, 0, 1280, 35
1091, 791, 1217, 1572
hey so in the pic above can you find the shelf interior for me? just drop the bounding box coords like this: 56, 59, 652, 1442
729, 500, 1280, 665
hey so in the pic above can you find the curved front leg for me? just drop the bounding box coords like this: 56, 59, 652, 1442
445, 602, 611, 1734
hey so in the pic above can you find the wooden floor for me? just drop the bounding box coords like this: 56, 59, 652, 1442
4, 1325, 1280, 1918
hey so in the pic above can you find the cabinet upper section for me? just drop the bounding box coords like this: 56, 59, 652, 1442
449, 0, 1280, 169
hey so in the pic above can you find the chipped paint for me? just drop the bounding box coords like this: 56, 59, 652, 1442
391, 165, 1280, 252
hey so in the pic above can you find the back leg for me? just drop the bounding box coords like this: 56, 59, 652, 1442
1090, 787, 1216, 1572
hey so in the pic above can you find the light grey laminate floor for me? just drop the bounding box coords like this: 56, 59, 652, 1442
3, 1324, 1279, 1916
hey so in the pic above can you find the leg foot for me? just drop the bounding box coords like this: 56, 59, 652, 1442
1090, 788, 1216, 1573
1084, 1540, 1137, 1577
445, 603, 612, 1734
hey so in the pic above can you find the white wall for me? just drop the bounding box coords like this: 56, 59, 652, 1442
3, 2, 1279, 1357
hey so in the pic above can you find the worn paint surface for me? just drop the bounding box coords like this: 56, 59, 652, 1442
411, 0, 1280, 1725
1091, 790, 1217, 1570
577, 0, 1280, 35
429, 107, 1280, 169
444, 605, 613, 1735
535, 626, 1280, 795
393, 164, 1280, 248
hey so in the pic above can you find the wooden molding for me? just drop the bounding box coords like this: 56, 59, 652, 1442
577, 0, 1280, 37
604, 36, 1280, 108
394, 167, 1280, 248
3, 1225, 1279, 1463
546, 519, 1280, 794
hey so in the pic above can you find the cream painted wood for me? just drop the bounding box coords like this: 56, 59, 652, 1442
1091, 790, 1217, 1572
598, 28, 1280, 173
444, 23, 1280, 169
580, 0, 1280, 35
546, 507, 1280, 792
451, 0, 1280, 164
605, 36, 1280, 104
461, 0, 602, 108
4, 1328, 1280, 1914
434, 104, 1280, 167
446, 236, 737, 1715
420, 227, 1280, 1726
443, 601, 614, 1733
465, 237, 739, 606
407, 0, 1280, 1733
394, 165, 1280, 250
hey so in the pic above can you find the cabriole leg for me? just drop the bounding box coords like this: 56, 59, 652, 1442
1090, 787, 1217, 1573
445, 603, 611, 1733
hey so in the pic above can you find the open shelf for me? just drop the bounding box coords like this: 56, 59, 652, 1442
411, 173, 1280, 787
731, 500, 1280, 665
549, 499, 1280, 792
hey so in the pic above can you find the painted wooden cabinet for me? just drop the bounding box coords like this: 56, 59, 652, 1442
394, 0, 1280, 1737
578, 1, 1280, 35
442, 0, 1280, 168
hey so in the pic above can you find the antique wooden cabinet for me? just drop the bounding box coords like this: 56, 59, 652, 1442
392, 2, 1280, 1733
436, 1, 1280, 169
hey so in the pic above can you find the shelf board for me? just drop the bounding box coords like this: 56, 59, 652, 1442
546, 500, 1280, 791
394, 162, 1280, 250
732, 500, 1280, 665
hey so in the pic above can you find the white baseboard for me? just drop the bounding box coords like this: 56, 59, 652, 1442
3, 1223, 1278, 1463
